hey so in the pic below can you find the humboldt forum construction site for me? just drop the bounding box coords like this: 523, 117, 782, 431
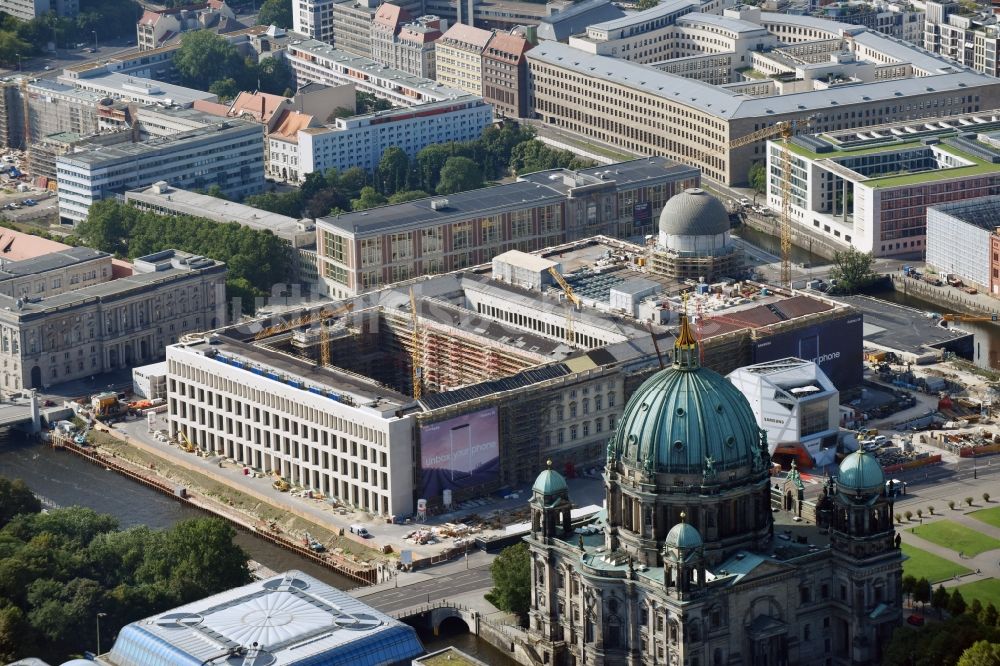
166, 233, 861, 518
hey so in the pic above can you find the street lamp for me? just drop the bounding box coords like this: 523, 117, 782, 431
15, 53, 20, 72
92, 31, 98, 53
96, 612, 107, 655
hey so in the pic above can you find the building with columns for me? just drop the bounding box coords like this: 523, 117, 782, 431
0, 249, 226, 391
525, 317, 903, 666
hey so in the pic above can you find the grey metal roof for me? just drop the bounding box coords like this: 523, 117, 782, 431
320, 181, 565, 236
419, 362, 571, 410
588, 0, 700, 32
0, 247, 106, 280
611, 277, 661, 296
676, 12, 769, 34
659, 187, 730, 236
537, 0, 626, 41
527, 41, 999, 120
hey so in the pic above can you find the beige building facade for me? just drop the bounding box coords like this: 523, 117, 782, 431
435, 23, 493, 96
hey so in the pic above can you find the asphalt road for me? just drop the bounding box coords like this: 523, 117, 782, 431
361, 565, 494, 613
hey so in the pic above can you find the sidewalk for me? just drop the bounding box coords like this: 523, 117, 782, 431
898, 498, 1000, 588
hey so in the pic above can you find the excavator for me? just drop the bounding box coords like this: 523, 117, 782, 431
179, 431, 196, 453
272, 474, 290, 492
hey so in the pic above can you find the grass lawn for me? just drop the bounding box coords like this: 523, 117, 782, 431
956, 578, 1000, 609
901, 543, 972, 582
908, 520, 1000, 557
970, 506, 1000, 530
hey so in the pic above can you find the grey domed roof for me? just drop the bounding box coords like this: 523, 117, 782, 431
533, 467, 568, 496
658, 188, 730, 237
665, 520, 703, 549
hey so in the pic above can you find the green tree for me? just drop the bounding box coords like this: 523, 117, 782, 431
377, 146, 409, 195
933, 584, 951, 616
829, 246, 878, 294
388, 189, 429, 204
256, 0, 293, 27
748, 161, 767, 194
74, 198, 132, 255
902, 575, 916, 604
306, 189, 347, 218
415, 143, 452, 192
337, 167, 368, 199
971, 599, 985, 619
437, 156, 483, 195
351, 186, 387, 211
173, 30, 245, 92
208, 77, 240, 102
245, 190, 304, 218
957, 640, 1000, 666
255, 56, 294, 96
915, 577, 932, 607
637, 0, 660, 8
884, 615, 1000, 666
984, 603, 999, 628
0, 478, 41, 528
0, 31, 30, 67
485, 542, 530, 622
952, 590, 969, 617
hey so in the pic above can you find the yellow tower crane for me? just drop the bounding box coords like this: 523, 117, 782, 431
409, 287, 422, 400
728, 116, 814, 288
254, 303, 354, 370
548, 266, 581, 346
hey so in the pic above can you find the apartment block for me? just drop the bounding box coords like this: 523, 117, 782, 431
137, 0, 242, 51
371, 4, 446, 79
482, 31, 532, 118
286, 36, 471, 105
435, 23, 493, 95
56, 108, 264, 224
0, 249, 225, 391
766, 111, 1000, 258
297, 96, 492, 180
315, 157, 698, 297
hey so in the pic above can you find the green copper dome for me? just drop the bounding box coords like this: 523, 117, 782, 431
609, 316, 763, 477
837, 450, 885, 494
533, 463, 569, 496
665, 519, 703, 549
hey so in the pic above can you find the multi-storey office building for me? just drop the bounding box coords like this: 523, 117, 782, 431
1, 249, 225, 391
297, 96, 492, 178
818, 1, 924, 44
0, 0, 76, 21
371, 3, 412, 66
125, 182, 319, 283
765, 111, 1000, 257
315, 157, 699, 297
293, 0, 337, 43
482, 31, 532, 118
166, 237, 860, 516
527, 11, 1000, 185
286, 37, 473, 106
435, 23, 493, 95
56, 109, 264, 223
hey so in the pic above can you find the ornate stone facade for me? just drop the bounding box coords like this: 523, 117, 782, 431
525, 318, 902, 666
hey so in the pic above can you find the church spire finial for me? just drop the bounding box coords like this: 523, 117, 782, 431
674, 294, 699, 370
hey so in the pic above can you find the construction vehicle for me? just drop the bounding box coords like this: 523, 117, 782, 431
179, 431, 196, 453
548, 266, 581, 346
272, 475, 290, 492
91, 392, 124, 420
728, 115, 815, 288
942, 313, 1000, 323
409, 288, 423, 399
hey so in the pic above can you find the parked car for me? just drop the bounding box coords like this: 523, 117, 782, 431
349, 524, 371, 538
22, 199, 36, 206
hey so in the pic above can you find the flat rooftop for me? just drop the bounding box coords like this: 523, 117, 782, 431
57, 117, 258, 168
286, 35, 470, 101
125, 184, 313, 245
57, 71, 216, 107
103, 571, 424, 666
0, 247, 106, 280
528, 26, 997, 120
832, 294, 973, 356
929, 194, 1000, 228
322, 181, 565, 236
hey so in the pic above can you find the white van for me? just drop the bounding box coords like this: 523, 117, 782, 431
349, 524, 371, 538
873, 435, 888, 446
